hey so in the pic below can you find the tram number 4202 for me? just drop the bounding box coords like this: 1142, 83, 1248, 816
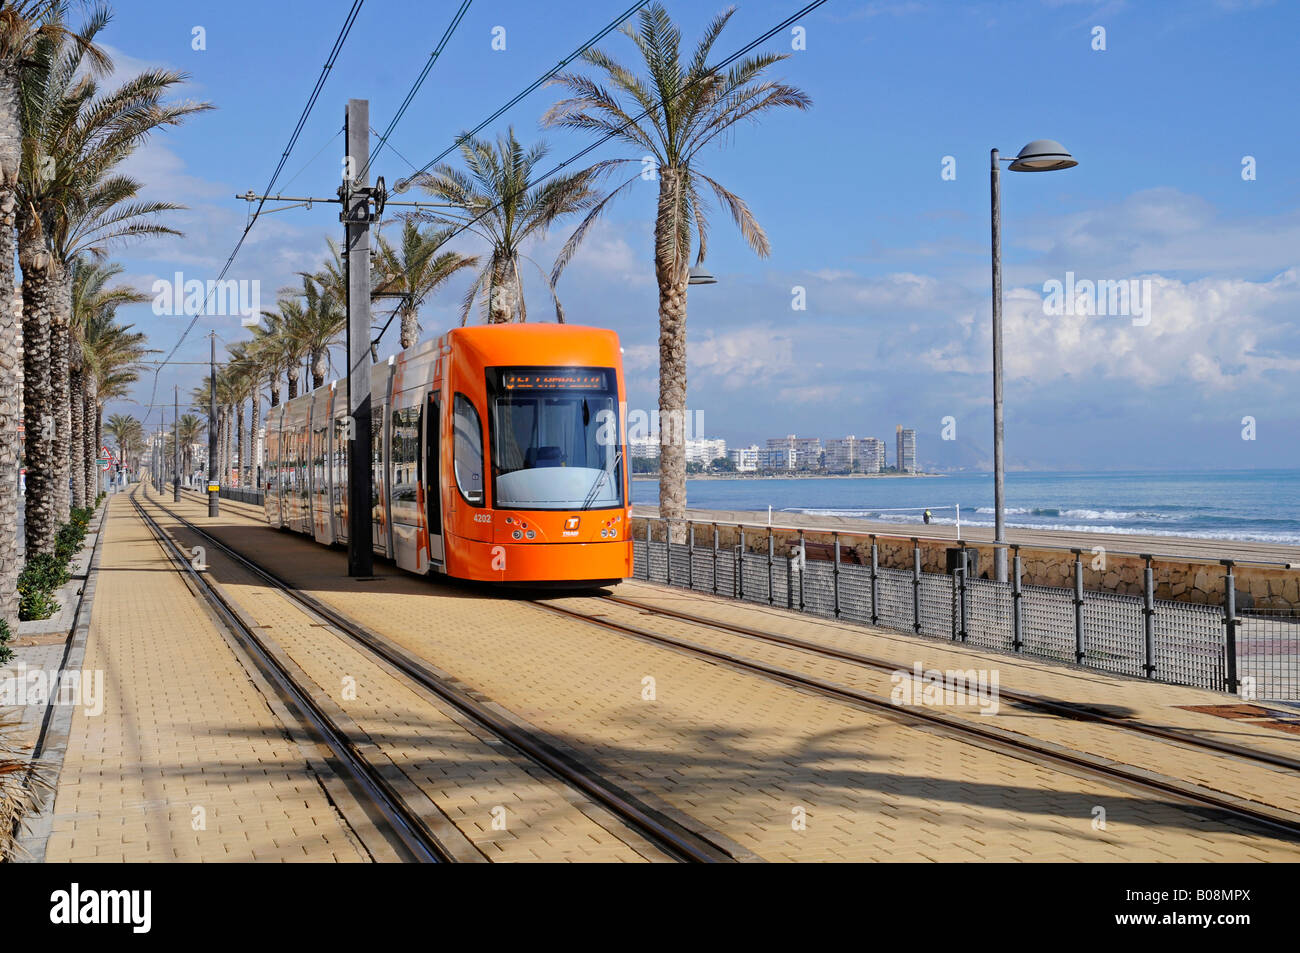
473, 514, 492, 523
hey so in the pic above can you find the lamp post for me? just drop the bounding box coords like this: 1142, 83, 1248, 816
990, 139, 1077, 583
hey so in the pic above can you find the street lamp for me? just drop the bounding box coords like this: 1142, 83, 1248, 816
688, 264, 717, 285
990, 139, 1077, 583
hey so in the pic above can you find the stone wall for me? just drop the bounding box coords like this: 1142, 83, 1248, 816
632, 518, 1300, 612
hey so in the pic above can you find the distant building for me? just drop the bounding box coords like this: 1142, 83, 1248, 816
628, 436, 726, 465
686, 438, 727, 466
859, 436, 885, 473
766, 434, 822, 470
628, 437, 660, 460
728, 445, 760, 472
896, 426, 917, 473
760, 447, 797, 470
824, 436, 859, 472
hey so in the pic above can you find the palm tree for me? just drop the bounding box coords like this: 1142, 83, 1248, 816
177, 413, 203, 480
17, 6, 207, 551
290, 274, 344, 390
71, 256, 147, 503
373, 218, 478, 348
104, 412, 141, 472
544, 2, 810, 537
414, 127, 601, 325
1, 1, 107, 603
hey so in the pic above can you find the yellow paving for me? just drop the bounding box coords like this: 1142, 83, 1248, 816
142, 496, 661, 863
166, 492, 1300, 862
577, 584, 1300, 816
45, 495, 369, 862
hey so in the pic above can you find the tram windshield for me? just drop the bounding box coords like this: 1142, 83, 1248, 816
487, 367, 623, 510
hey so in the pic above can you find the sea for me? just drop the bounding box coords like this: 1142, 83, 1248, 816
631, 469, 1300, 546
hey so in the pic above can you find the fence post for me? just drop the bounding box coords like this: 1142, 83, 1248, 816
955, 539, 968, 642
1222, 559, 1239, 695
832, 532, 841, 619
1072, 549, 1086, 664
1011, 545, 1023, 652
870, 536, 879, 625
645, 518, 652, 581
687, 521, 694, 590
665, 519, 672, 587
737, 527, 745, 600
912, 538, 922, 634
767, 530, 775, 606
712, 524, 719, 595
798, 528, 806, 612
786, 553, 794, 609
1142, 555, 1156, 678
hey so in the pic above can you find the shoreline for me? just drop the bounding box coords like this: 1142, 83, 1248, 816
631, 472, 945, 481
630, 504, 1300, 565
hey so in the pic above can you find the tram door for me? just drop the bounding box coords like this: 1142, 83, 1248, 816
425, 392, 444, 566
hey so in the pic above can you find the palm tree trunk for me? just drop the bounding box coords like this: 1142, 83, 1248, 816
269, 371, 281, 408
19, 227, 57, 556
69, 364, 85, 509
654, 168, 690, 544
0, 63, 22, 625
489, 259, 517, 324
250, 388, 261, 485
50, 261, 71, 522
235, 400, 244, 486
400, 306, 419, 349
311, 350, 326, 390
83, 373, 98, 504
286, 365, 299, 401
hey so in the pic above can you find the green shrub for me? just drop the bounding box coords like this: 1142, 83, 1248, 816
0, 618, 12, 666
19, 553, 70, 596
18, 589, 59, 621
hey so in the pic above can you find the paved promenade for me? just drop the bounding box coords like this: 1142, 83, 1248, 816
135, 490, 1300, 862
43, 497, 369, 862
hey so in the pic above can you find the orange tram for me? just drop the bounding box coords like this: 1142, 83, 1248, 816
263, 324, 631, 587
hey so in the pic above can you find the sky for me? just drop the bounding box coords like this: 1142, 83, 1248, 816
90, 0, 1300, 471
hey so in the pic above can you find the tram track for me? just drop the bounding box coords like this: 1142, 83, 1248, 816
186, 487, 1300, 845
129, 487, 456, 863
149, 488, 740, 863
530, 598, 1300, 843
598, 594, 1300, 775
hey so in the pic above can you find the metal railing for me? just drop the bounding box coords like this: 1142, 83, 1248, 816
218, 485, 265, 506
632, 517, 1300, 701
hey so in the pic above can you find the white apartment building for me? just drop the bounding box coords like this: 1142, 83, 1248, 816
896, 426, 917, 474
824, 436, 859, 472
686, 438, 727, 466
859, 436, 886, 473
728, 445, 760, 471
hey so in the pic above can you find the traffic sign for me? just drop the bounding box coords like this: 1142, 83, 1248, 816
97, 457, 110, 471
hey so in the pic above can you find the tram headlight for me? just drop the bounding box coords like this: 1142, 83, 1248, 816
526, 530, 535, 539
512, 530, 522, 540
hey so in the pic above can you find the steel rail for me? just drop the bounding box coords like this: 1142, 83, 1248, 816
149, 492, 734, 863
531, 600, 1300, 842
129, 489, 454, 863
602, 595, 1300, 774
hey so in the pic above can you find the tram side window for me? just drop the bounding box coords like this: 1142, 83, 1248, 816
390, 404, 421, 524
453, 393, 484, 506
371, 407, 384, 512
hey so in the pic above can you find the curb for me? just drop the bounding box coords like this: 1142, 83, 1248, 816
12, 499, 111, 863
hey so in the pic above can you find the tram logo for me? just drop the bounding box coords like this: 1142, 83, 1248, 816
889, 662, 1000, 716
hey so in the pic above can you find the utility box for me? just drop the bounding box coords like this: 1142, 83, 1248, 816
946, 547, 979, 577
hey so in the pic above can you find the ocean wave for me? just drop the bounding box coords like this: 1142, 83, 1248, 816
972, 506, 1177, 521
782, 508, 1300, 544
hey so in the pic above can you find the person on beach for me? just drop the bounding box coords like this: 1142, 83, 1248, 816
923, 509, 932, 524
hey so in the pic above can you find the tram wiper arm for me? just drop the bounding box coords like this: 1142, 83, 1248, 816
581, 451, 621, 511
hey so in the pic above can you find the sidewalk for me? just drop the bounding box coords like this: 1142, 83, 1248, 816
39, 496, 368, 862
